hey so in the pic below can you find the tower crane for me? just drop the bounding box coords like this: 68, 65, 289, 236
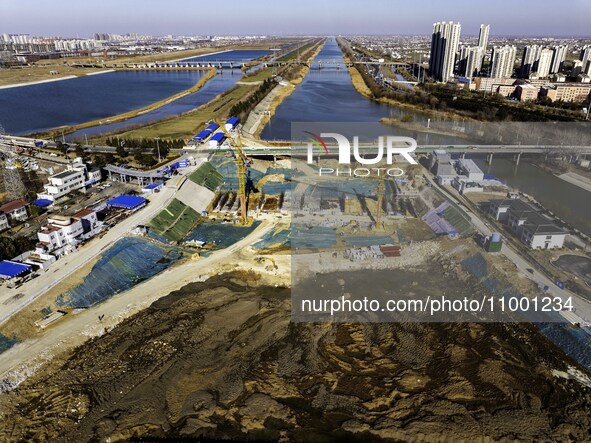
214, 119, 251, 225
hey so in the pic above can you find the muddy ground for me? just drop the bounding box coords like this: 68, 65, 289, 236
1, 271, 591, 442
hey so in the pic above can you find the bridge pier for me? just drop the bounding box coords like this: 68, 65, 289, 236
486, 153, 494, 165
460, 152, 465, 160
514, 152, 521, 166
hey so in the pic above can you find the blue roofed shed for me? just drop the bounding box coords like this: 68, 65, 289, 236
107, 195, 147, 211
225, 117, 239, 130
0, 260, 32, 279
208, 132, 226, 147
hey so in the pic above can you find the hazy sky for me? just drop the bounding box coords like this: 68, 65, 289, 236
2, 0, 590, 37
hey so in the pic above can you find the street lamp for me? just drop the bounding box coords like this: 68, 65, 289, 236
155, 137, 161, 163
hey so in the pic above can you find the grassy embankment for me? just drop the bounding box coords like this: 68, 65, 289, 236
340, 49, 466, 122
88, 72, 271, 142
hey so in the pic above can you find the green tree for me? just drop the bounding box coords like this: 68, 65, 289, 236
93, 155, 107, 168
116, 145, 127, 158
74, 144, 86, 158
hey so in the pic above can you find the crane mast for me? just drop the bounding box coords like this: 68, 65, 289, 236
215, 120, 249, 225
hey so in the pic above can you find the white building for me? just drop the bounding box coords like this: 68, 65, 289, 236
430, 21, 461, 82
452, 177, 483, 194
520, 215, 567, 249
38, 169, 85, 201
37, 158, 101, 202
535, 48, 553, 79
457, 158, 484, 181
490, 45, 517, 79
0, 199, 29, 226
37, 210, 98, 255
478, 24, 489, 51
488, 198, 565, 249
0, 213, 8, 231
550, 45, 569, 74
458, 45, 483, 77
520, 45, 541, 78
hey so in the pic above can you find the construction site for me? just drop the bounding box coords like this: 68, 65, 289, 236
3, 118, 591, 440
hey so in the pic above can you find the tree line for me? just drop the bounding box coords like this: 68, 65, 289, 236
229, 78, 276, 122
104, 137, 185, 151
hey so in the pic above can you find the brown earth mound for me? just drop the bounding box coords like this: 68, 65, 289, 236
1, 272, 591, 442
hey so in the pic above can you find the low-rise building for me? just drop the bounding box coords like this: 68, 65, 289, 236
452, 177, 484, 194
0, 213, 9, 231
457, 158, 484, 181
520, 212, 567, 249
496, 84, 516, 97
473, 77, 515, 92
0, 199, 29, 226
36, 209, 97, 255
429, 150, 454, 175
38, 168, 86, 201
516, 84, 539, 101
540, 83, 591, 103
488, 198, 565, 249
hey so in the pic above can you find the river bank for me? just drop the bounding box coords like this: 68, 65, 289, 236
557, 172, 591, 193
341, 49, 472, 123
246, 40, 325, 138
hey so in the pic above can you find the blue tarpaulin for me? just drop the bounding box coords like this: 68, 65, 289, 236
32, 199, 53, 207
0, 261, 32, 279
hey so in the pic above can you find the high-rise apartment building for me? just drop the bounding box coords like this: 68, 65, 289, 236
478, 24, 489, 50
550, 45, 568, 74
520, 45, 541, 78
536, 48, 554, 78
429, 21, 461, 82
458, 45, 483, 77
490, 45, 517, 79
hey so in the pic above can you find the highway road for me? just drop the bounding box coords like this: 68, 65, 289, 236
4, 134, 591, 158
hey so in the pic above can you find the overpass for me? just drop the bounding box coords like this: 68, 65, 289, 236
2, 134, 590, 164
71, 59, 411, 71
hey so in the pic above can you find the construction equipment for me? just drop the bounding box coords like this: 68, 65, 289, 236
214, 119, 251, 225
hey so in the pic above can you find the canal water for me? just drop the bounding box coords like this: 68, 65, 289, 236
473, 157, 591, 237
180, 49, 272, 63
0, 50, 271, 136
260, 38, 433, 140
66, 72, 238, 141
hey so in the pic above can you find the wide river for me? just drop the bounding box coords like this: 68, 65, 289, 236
0, 49, 271, 136
261, 38, 437, 141
475, 157, 591, 237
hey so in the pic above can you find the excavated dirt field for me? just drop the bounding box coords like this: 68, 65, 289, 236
1, 272, 591, 442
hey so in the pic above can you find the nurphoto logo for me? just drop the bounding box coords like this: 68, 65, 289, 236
305, 132, 418, 177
